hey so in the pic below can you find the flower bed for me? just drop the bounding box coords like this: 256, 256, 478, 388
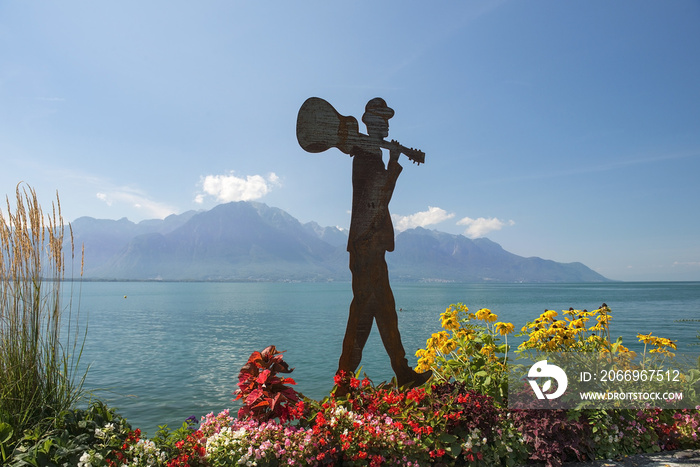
3, 305, 699, 467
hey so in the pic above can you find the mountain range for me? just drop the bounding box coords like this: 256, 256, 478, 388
68, 201, 610, 283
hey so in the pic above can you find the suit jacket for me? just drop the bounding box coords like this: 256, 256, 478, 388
347, 146, 402, 253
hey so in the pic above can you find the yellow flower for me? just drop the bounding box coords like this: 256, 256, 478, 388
440, 339, 457, 354
529, 329, 547, 342
661, 337, 676, 349
637, 332, 653, 344
550, 320, 566, 329
454, 329, 474, 341
475, 308, 498, 323
542, 310, 558, 321
494, 322, 515, 335
416, 356, 434, 372
440, 312, 460, 331
596, 314, 611, 325
568, 318, 587, 329
475, 308, 491, 321
615, 344, 633, 354
638, 332, 677, 350
540, 340, 553, 351
649, 348, 675, 357
656, 337, 677, 350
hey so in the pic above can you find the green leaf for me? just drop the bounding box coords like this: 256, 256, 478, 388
475, 370, 488, 377
439, 432, 458, 444
0, 423, 12, 444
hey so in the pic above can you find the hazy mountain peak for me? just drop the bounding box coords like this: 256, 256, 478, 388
70, 201, 609, 283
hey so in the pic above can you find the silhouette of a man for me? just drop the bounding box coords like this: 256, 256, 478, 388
338, 98, 431, 388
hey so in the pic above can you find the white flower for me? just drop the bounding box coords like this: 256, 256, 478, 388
77, 452, 92, 467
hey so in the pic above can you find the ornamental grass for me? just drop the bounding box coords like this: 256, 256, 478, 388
0, 184, 87, 461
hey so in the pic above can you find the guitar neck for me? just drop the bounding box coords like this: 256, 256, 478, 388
380, 140, 425, 165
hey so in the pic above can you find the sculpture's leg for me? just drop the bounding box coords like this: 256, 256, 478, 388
338, 295, 374, 374
373, 253, 432, 388
338, 248, 375, 375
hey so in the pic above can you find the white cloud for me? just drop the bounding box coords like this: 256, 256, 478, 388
96, 189, 176, 219
197, 171, 280, 203
96, 192, 111, 205
393, 206, 455, 232
457, 216, 515, 239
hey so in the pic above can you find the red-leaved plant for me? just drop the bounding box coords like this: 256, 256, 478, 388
234, 345, 302, 422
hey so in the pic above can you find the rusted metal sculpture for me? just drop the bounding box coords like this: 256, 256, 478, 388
297, 97, 431, 388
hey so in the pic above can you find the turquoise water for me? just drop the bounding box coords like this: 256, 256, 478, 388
70, 281, 700, 436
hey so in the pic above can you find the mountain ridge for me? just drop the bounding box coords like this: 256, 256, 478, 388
69, 201, 610, 283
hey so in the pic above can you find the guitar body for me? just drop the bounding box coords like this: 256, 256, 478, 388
296, 97, 359, 155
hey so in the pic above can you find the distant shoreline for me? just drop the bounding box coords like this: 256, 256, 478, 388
53, 277, 697, 284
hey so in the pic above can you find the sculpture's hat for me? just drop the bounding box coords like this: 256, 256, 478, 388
362, 97, 394, 123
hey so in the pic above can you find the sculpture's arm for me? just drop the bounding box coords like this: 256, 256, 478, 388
382, 151, 403, 202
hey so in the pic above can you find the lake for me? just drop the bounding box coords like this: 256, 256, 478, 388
68, 281, 699, 436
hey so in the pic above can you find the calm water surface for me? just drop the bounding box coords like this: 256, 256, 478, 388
69, 281, 700, 436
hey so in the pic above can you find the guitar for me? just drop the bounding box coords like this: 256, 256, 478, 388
296, 97, 425, 165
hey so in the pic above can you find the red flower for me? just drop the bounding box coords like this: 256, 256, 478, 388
313, 412, 326, 435
406, 387, 426, 403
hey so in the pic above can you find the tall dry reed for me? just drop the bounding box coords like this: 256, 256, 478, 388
0, 184, 86, 438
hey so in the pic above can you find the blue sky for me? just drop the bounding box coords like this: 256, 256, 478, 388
1, 1, 699, 281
